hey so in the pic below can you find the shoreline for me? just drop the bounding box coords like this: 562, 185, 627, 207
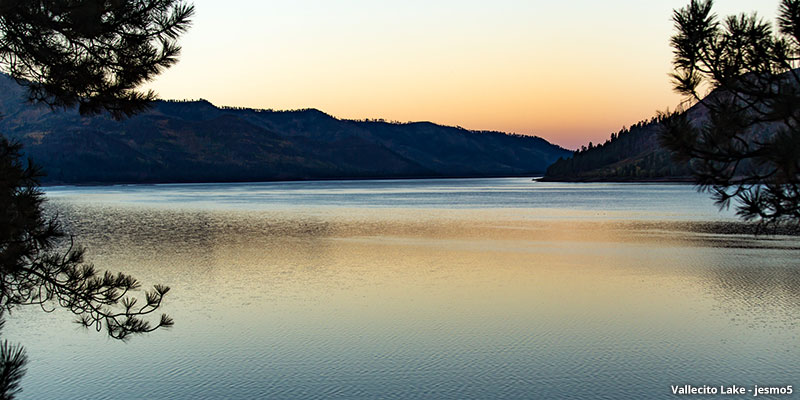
536, 176, 695, 183
40, 174, 548, 187
40, 174, 703, 188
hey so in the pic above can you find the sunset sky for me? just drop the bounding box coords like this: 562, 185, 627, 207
146, 0, 779, 149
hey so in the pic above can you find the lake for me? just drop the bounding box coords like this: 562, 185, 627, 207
5, 178, 800, 399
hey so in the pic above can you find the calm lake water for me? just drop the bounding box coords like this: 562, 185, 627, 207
5, 178, 800, 399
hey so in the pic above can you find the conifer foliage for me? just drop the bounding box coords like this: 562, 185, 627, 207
0, 1, 192, 397
0, 0, 194, 119
663, 0, 800, 229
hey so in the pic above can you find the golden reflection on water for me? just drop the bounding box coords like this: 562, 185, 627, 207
53, 204, 800, 331
5, 201, 800, 399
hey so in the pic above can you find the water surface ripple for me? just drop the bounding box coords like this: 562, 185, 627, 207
3, 178, 799, 399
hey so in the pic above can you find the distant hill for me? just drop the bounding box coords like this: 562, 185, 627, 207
0, 75, 570, 184
542, 107, 707, 181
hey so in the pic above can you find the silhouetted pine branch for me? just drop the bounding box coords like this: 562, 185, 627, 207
662, 0, 800, 231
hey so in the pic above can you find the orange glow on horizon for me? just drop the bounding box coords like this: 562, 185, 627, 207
145, 0, 779, 150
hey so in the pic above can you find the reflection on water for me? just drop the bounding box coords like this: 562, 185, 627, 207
4, 179, 800, 399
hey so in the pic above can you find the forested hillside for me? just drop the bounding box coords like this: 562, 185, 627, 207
0, 75, 570, 184
544, 114, 692, 181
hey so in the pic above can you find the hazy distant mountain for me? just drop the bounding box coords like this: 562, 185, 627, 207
0, 75, 570, 184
